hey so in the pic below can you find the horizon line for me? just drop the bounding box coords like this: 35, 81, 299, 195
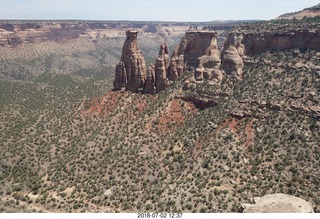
0, 18, 266, 23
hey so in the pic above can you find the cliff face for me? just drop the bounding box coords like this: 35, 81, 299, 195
181, 30, 224, 90
0, 22, 89, 46
243, 30, 320, 54
0, 21, 191, 47
168, 29, 220, 82
113, 30, 146, 92
222, 29, 320, 78
113, 29, 223, 93
221, 33, 244, 79
114, 25, 320, 94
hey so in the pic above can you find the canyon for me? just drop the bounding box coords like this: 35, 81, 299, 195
0, 11, 319, 213
0, 21, 189, 46
113, 21, 320, 100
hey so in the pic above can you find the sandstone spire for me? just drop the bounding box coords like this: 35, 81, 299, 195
144, 64, 156, 94
113, 30, 146, 92
155, 43, 170, 93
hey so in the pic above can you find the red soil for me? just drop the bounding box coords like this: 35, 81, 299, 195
216, 117, 240, 139
243, 119, 255, 149
81, 90, 124, 116
216, 117, 255, 150
158, 99, 184, 133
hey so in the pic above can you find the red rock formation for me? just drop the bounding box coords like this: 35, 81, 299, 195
113, 61, 127, 90
245, 31, 320, 54
221, 33, 245, 79
168, 29, 220, 82
169, 29, 223, 90
168, 50, 184, 82
113, 30, 146, 92
222, 29, 320, 79
155, 43, 170, 93
168, 30, 220, 84
145, 64, 156, 94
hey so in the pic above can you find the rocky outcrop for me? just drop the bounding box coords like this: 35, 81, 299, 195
114, 26, 320, 96
221, 33, 244, 79
169, 29, 228, 109
139, 43, 171, 94
113, 61, 127, 90
155, 43, 170, 93
168, 50, 185, 82
167, 29, 224, 91
240, 193, 314, 213
145, 64, 156, 94
178, 95, 218, 109
113, 30, 146, 92
168, 29, 221, 83
243, 31, 320, 54
150, 29, 224, 93
113, 32, 171, 94
222, 29, 320, 79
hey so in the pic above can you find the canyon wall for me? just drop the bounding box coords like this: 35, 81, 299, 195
0, 21, 234, 47
0, 21, 189, 47
114, 26, 320, 93
113, 29, 223, 93
221, 29, 320, 78
168, 29, 221, 81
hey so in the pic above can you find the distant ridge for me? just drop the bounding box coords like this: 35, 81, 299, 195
276, 3, 320, 20
305, 3, 320, 10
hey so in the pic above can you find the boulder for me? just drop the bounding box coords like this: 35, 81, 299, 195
240, 193, 314, 213
182, 77, 197, 90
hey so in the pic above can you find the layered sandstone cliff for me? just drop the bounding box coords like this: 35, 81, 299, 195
0, 21, 190, 47
222, 29, 320, 78
113, 28, 224, 93
168, 29, 221, 82
114, 25, 320, 94
174, 29, 224, 90
113, 30, 146, 92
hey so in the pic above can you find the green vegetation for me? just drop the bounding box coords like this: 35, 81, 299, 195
0, 19, 319, 213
